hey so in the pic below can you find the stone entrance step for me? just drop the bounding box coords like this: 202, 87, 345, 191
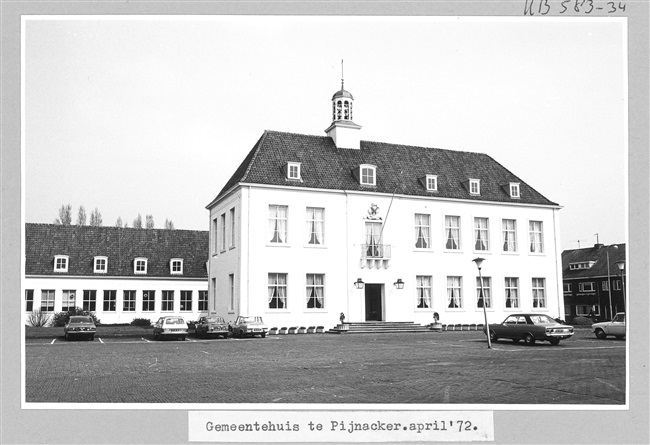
327, 321, 432, 334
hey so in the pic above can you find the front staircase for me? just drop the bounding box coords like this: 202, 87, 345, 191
327, 321, 431, 334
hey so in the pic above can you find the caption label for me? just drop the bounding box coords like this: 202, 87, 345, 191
188, 410, 494, 442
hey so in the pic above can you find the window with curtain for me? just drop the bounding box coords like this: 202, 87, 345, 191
41, 290, 55, 312
532, 278, 546, 308
306, 207, 324, 245
474, 217, 489, 251
268, 205, 288, 244
529, 221, 544, 253
445, 216, 461, 250
476, 277, 491, 308
446, 276, 462, 308
365, 221, 382, 257
416, 275, 432, 308
62, 290, 76, 312
306, 274, 325, 309
502, 219, 517, 252
268, 273, 287, 309
504, 277, 519, 308
414, 214, 430, 249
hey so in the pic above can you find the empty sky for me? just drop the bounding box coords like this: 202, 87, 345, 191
23, 16, 627, 251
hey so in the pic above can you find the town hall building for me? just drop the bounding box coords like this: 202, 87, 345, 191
206, 81, 565, 329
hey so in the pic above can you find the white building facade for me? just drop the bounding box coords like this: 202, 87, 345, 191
207, 83, 564, 329
24, 224, 209, 325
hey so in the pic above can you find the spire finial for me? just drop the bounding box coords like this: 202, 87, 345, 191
341, 59, 344, 89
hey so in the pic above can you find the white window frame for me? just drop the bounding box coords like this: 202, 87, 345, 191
54, 255, 69, 273
62, 289, 76, 312
170, 258, 183, 275
563, 283, 572, 293
469, 178, 481, 195
134, 257, 148, 275
476, 276, 492, 310
41, 290, 55, 312
446, 276, 463, 310
220, 213, 226, 252
306, 207, 325, 246
528, 220, 544, 254
532, 277, 547, 309
268, 273, 288, 310
93, 256, 108, 274
306, 273, 325, 310
510, 182, 521, 198
578, 282, 596, 292
602, 281, 609, 291
613, 280, 622, 291
180, 290, 192, 312
502, 219, 518, 253
161, 290, 174, 312
198, 290, 208, 312
359, 164, 376, 186
426, 175, 438, 191
229, 207, 236, 248
473, 217, 489, 251
444, 215, 461, 251
268, 205, 288, 245
229, 274, 235, 311
123, 290, 136, 312
416, 275, 432, 310
212, 218, 219, 255
414, 213, 431, 250
504, 277, 519, 309
287, 162, 301, 180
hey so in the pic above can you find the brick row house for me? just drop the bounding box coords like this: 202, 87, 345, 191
561, 243, 626, 321
24, 223, 209, 325
206, 81, 566, 329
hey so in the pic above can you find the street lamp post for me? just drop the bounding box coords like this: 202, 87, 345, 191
473, 257, 492, 349
614, 260, 626, 313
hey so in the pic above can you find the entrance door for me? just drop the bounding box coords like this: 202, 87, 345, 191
365, 284, 383, 321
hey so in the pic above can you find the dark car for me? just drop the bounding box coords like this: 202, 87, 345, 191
195, 316, 229, 339
152, 316, 188, 341
484, 313, 574, 346
64, 315, 97, 341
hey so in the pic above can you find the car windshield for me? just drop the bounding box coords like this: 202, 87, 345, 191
164, 318, 185, 325
613, 314, 625, 322
69, 317, 92, 324
529, 315, 557, 325
240, 316, 261, 323
205, 317, 224, 323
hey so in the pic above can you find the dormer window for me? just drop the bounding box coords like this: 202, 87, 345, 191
170, 258, 183, 275
134, 257, 148, 275
286, 162, 301, 180
569, 261, 596, 270
509, 182, 520, 198
360, 165, 376, 186
426, 175, 438, 192
53, 255, 69, 273
469, 179, 481, 195
94, 256, 108, 274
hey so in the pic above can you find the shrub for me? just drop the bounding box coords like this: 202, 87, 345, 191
51, 307, 100, 327
26, 309, 51, 327
130, 318, 152, 327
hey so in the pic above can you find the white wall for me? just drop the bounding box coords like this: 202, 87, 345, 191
24, 276, 208, 325
209, 185, 563, 329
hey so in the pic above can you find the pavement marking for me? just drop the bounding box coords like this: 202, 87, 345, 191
149, 357, 158, 367
98, 338, 104, 344
50, 339, 56, 344
141, 338, 151, 342
596, 377, 624, 393
202, 351, 210, 355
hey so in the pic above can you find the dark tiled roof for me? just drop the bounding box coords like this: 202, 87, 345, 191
25, 223, 208, 278
208, 130, 559, 207
561, 244, 626, 279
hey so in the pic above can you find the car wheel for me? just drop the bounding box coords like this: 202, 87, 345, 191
549, 338, 560, 346
523, 334, 535, 346
512, 338, 520, 344
238, 330, 244, 338
489, 330, 498, 343
261, 333, 266, 338
595, 329, 607, 339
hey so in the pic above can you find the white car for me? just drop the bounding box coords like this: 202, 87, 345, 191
153, 316, 188, 341
592, 312, 626, 339
230, 316, 268, 338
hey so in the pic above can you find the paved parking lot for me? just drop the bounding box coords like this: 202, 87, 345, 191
24, 329, 626, 405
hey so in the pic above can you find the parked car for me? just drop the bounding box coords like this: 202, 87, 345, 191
195, 316, 229, 339
64, 315, 97, 341
592, 312, 626, 339
230, 316, 268, 338
152, 316, 188, 340
484, 313, 574, 346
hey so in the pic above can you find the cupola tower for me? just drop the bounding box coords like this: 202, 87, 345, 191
325, 66, 362, 149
